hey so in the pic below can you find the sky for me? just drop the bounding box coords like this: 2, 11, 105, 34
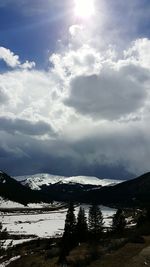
0, 0, 150, 179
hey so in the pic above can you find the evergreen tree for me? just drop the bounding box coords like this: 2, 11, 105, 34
112, 209, 126, 233
76, 207, 88, 242
0, 221, 8, 255
62, 203, 76, 252
88, 204, 103, 239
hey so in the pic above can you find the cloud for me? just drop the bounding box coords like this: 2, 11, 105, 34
50, 38, 150, 121
50, 44, 102, 81
1, 117, 150, 178
0, 86, 9, 104
0, 69, 55, 113
0, 47, 35, 69
64, 65, 148, 120
0, 69, 60, 138
0, 117, 55, 136
0, 47, 20, 68
124, 38, 150, 69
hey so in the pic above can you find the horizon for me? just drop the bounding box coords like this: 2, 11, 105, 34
0, 0, 150, 179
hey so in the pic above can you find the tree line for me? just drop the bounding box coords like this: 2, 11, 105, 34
58, 203, 126, 263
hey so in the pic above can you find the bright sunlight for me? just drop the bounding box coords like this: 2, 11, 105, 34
74, 0, 95, 18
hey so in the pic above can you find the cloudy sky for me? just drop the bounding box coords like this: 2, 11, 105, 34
0, 0, 150, 178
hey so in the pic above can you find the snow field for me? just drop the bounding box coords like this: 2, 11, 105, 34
1, 205, 116, 239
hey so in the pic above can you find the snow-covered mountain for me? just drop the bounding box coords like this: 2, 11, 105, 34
14, 173, 123, 190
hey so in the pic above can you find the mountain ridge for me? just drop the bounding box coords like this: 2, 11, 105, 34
84, 172, 150, 207
1, 170, 150, 207
14, 173, 122, 190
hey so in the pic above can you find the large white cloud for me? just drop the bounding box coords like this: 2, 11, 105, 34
50, 37, 150, 121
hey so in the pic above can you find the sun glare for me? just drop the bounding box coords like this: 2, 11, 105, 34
74, 0, 95, 19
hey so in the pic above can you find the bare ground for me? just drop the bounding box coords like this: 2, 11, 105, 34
89, 236, 150, 267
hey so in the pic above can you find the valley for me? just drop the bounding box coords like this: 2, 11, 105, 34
1, 200, 116, 244
1, 170, 150, 267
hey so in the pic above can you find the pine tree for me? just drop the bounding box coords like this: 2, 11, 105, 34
0, 221, 8, 255
88, 204, 103, 239
63, 203, 76, 237
62, 202, 76, 252
112, 209, 126, 233
76, 207, 88, 242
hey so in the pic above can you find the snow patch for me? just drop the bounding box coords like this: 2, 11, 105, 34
27, 203, 52, 209
0, 197, 25, 209
0, 255, 21, 267
2, 238, 36, 249
0, 197, 54, 209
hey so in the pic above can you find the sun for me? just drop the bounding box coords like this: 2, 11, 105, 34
74, 0, 95, 19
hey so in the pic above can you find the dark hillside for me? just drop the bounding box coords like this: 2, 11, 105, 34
0, 171, 52, 205
85, 172, 150, 207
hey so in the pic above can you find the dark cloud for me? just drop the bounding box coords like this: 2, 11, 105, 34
0, 123, 149, 179
0, 131, 133, 179
0, 117, 55, 136
65, 66, 147, 120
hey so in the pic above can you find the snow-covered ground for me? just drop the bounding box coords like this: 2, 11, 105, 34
15, 173, 122, 190
1, 208, 67, 238
0, 197, 25, 209
2, 239, 36, 249
0, 196, 116, 249
1, 205, 116, 240
0, 196, 58, 209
